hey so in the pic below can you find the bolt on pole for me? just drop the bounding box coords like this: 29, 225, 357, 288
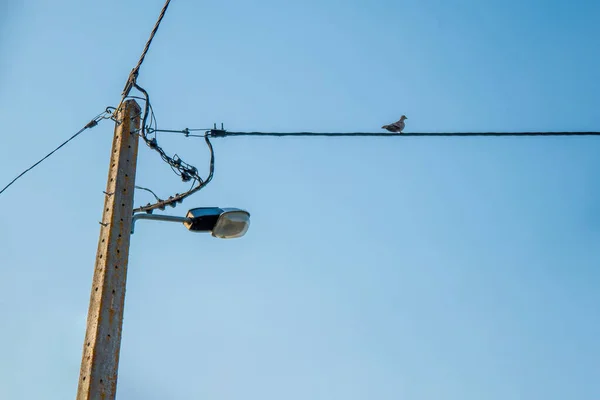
77, 99, 141, 400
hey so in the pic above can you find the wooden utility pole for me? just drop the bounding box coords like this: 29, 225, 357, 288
77, 100, 141, 400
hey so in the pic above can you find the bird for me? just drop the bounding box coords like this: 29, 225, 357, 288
382, 115, 407, 133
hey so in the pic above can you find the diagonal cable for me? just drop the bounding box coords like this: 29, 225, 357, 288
0, 110, 111, 196
121, 0, 172, 99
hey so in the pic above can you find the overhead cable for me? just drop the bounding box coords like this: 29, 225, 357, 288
0, 109, 113, 196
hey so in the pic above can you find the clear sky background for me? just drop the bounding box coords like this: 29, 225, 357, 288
1, 0, 599, 399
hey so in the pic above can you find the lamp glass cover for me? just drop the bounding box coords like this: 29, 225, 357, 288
211, 210, 250, 239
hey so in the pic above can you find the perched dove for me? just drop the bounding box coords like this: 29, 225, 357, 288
382, 115, 407, 133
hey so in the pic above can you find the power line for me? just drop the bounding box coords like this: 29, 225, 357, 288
129, 83, 214, 214
207, 130, 600, 138
134, 83, 204, 184
148, 129, 600, 139
121, 0, 172, 99
132, 133, 215, 214
147, 128, 212, 135
106, 0, 209, 214
0, 110, 112, 196
101, 0, 600, 214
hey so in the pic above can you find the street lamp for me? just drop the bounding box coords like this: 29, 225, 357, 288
78, 100, 250, 400
131, 207, 250, 239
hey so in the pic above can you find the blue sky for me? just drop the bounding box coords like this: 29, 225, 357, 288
1, 0, 599, 399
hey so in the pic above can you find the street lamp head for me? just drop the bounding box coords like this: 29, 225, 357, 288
131, 207, 250, 238
184, 207, 250, 239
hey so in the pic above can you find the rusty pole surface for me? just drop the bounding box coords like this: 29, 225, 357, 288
76, 100, 141, 400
